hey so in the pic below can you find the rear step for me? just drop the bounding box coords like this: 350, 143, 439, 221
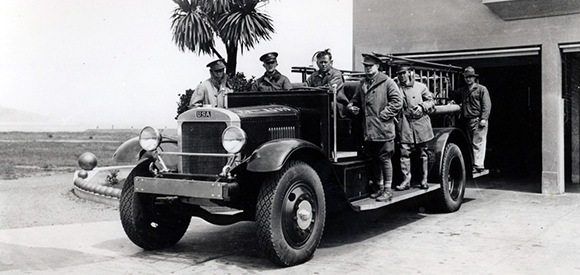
350, 183, 440, 211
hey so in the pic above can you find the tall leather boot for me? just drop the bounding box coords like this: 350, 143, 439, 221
395, 157, 411, 191
419, 150, 429, 189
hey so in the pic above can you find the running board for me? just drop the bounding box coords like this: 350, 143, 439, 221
472, 169, 490, 178
349, 183, 440, 212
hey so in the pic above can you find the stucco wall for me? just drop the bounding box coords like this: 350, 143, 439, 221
353, 0, 580, 62
353, 0, 579, 64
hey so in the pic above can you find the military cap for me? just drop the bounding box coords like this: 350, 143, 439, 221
463, 66, 478, 77
362, 53, 382, 66
395, 63, 412, 74
260, 52, 278, 63
206, 59, 226, 70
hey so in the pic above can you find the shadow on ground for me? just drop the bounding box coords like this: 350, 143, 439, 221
468, 173, 541, 193
119, 193, 465, 270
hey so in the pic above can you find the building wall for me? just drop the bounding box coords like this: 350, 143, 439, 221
353, 0, 580, 193
353, 0, 579, 61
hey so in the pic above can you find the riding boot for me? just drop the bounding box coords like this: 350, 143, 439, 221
395, 157, 411, 191
419, 150, 429, 189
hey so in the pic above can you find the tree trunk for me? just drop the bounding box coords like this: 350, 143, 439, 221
225, 44, 238, 75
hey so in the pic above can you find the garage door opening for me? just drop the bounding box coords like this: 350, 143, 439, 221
399, 48, 542, 180
562, 46, 580, 188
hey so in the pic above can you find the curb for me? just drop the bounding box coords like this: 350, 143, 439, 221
72, 165, 134, 207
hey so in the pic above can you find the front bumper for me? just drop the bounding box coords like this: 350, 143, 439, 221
134, 176, 237, 201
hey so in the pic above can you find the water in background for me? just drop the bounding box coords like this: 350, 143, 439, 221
0, 122, 175, 133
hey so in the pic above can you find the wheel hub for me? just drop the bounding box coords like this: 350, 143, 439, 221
296, 201, 312, 230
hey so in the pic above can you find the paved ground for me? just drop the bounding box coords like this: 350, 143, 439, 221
1, 173, 580, 274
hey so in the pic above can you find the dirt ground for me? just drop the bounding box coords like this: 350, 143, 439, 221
0, 172, 119, 229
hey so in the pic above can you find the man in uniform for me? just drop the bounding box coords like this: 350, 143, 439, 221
393, 65, 435, 191
306, 49, 349, 117
450, 66, 492, 173
251, 52, 292, 91
189, 58, 231, 108
347, 53, 403, 202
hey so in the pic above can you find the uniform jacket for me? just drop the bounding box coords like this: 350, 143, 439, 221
251, 70, 292, 91
398, 81, 435, 144
451, 83, 492, 120
350, 72, 403, 142
189, 75, 232, 108
306, 67, 349, 105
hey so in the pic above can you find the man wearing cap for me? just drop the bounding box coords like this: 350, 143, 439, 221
306, 49, 348, 117
450, 66, 492, 173
393, 65, 435, 191
347, 53, 403, 202
189, 58, 232, 108
251, 52, 292, 91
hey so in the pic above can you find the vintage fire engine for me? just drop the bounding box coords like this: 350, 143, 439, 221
113, 54, 483, 266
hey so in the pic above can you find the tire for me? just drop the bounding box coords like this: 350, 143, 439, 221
120, 160, 191, 250
433, 143, 466, 213
256, 160, 326, 266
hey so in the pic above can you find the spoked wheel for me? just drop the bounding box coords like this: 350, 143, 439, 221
256, 160, 326, 266
432, 143, 466, 212
120, 160, 191, 250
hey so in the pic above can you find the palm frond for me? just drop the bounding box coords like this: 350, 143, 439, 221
170, 1, 216, 55
216, 0, 274, 52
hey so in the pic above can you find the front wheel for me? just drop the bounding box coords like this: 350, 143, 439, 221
256, 160, 326, 266
120, 160, 191, 250
432, 143, 466, 212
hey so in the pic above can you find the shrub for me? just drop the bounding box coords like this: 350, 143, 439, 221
106, 169, 120, 186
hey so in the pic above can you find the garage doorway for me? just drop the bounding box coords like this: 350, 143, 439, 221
562, 44, 580, 187
399, 47, 542, 179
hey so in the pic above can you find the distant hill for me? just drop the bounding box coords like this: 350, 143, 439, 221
0, 106, 49, 122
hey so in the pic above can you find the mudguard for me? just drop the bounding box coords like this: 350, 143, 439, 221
112, 137, 141, 163
428, 127, 472, 182
112, 136, 179, 170
245, 139, 327, 173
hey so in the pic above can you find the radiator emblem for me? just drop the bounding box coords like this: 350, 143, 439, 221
196, 111, 211, 118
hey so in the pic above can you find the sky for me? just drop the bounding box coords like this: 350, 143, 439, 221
0, 0, 353, 131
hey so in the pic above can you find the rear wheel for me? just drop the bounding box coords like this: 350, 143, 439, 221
432, 143, 466, 212
256, 160, 326, 266
120, 160, 191, 250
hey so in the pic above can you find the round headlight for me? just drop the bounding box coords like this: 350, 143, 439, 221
222, 126, 246, 153
139, 126, 161, 151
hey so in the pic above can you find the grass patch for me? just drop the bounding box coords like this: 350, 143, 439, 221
0, 130, 139, 180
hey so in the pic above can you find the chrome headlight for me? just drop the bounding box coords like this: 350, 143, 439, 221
139, 126, 161, 151
222, 126, 246, 154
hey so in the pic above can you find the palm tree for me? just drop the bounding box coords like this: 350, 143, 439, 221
171, 0, 275, 74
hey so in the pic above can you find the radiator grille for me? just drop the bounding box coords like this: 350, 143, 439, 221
269, 126, 296, 139
181, 122, 227, 175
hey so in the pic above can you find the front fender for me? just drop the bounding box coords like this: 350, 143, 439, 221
428, 127, 472, 182
112, 137, 141, 163
113, 137, 179, 169
245, 139, 326, 172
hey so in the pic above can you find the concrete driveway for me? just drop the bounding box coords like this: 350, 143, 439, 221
1, 174, 579, 274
